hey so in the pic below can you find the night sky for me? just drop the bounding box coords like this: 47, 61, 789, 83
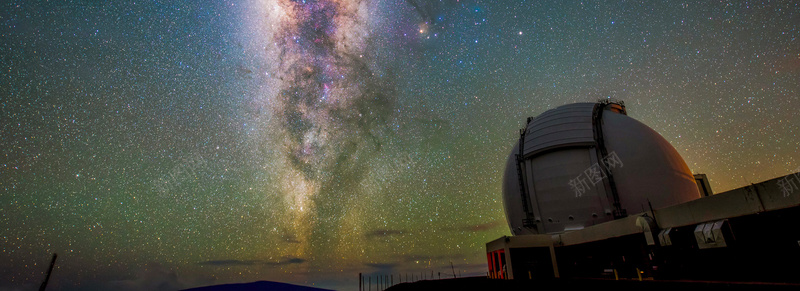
2, 1, 798, 290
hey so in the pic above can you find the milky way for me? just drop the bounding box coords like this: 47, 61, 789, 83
262, 0, 398, 266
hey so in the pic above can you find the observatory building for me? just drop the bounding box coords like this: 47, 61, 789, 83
487, 101, 800, 282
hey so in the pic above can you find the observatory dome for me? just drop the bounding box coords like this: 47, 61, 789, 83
503, 101, 700, 235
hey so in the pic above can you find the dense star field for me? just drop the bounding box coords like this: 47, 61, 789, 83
1, 1, 798, 290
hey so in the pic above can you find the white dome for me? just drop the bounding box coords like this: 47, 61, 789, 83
503, 101, 700, 235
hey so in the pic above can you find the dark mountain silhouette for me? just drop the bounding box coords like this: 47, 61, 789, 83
182, 280, 334, 291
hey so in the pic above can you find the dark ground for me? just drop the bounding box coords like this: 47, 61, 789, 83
182, 281, 333, 291
384, 277, 800, 291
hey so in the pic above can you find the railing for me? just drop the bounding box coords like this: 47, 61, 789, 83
358, 270, 463, 291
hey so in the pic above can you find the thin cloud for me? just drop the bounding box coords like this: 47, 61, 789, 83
198, 260, 259, 266
365, 229, 405, 239
282, 234, 301, 244
198, 257, 305, 267
268, 257, 306, 266
364, 262, 399, 270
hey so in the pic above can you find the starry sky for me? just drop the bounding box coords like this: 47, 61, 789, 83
1, 0, 798, 290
